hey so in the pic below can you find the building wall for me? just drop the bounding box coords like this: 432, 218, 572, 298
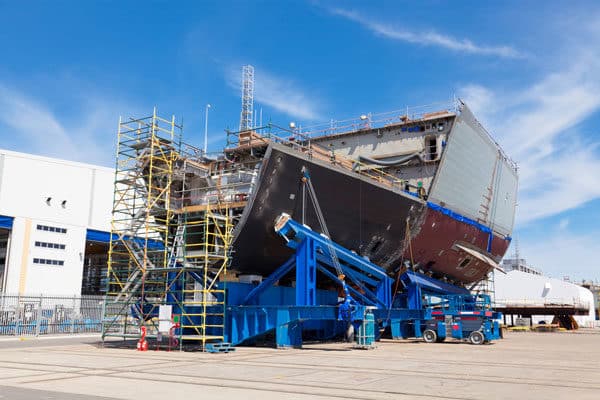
0, 149, 113, 295
501, 258, 542, 275
580, 281, 600, 320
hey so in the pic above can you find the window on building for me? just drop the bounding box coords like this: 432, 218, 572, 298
33, 258, 64, 266
36, 225, 67, 234
34, 241, 66, 250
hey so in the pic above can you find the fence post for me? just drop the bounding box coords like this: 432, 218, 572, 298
70, 295, 76, 334
100, 295, 106, 338
15, 293, 20, 336
35, 294, 42, 337
0, 294, 4, 335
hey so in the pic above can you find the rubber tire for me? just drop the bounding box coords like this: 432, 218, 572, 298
469, 330, 485, 345
423, 329, 437, 343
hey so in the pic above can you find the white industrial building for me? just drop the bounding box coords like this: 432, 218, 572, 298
0, 149, 114, 296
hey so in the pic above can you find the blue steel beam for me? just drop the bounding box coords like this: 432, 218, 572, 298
332, 264, 387, 308
227, 305, 339, 346
316, 264, 377, 307
241, 256, 295, 305
314, 252, 382, 305
295, 237, 317, 306
401, 271, 469, 295
275, 215, 393, 308
316, 251, 380, 286
277, 218, 389, 280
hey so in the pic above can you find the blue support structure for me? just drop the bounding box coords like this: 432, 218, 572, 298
276, 215, 394, 308
242, 256, 295, 305
222, 214, 502, 348
400, 271, 469, 310
226, 214, 396, 347
295, 237, 317, 306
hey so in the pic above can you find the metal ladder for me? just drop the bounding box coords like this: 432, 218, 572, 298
168, 223, 186, 269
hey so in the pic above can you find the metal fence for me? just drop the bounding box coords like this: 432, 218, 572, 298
0, 294, 105, 336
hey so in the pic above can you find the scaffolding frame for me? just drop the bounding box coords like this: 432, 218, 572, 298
102, 109, 234, 350
102, 108, 181, 340
471, 270, 496, 306
174, 203, 232, 349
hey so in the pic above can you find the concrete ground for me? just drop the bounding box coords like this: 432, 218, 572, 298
0, 331, 598, 400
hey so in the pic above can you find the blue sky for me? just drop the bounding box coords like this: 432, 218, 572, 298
1, 1, 599, 281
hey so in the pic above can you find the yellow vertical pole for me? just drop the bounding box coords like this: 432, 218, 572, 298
202, 206, 210, 349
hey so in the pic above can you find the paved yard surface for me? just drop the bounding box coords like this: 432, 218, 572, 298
0, 331, 598, 399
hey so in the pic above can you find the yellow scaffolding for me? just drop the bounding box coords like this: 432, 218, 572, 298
102, 108, 181, 339
176, 200, 232, 349
102, 109, 235, 351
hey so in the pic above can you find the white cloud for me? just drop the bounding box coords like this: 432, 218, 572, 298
459, 51, 600, 224
329, 7, 523, 58
558, 218, 569, 230
516, 146, 600, 222
225, 67, 322, 122
458, 85, 497, 126
517, 230, 600, 281
0, 84, 133, 167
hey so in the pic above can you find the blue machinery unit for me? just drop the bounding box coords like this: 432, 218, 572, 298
422, 295, 502, 345
211, 214, 502, 347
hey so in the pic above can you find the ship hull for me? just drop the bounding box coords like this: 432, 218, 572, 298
232, 143, 507, 284
408, 206, 510, 283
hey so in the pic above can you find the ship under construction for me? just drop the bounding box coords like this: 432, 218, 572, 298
102, 66, 517, 348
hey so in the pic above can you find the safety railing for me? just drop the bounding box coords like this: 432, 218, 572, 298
0, 294, 107, 336
172, 167, 258, 212
256, 101, 457, 141
424, 294, 493, 312
226, 125, 412, 194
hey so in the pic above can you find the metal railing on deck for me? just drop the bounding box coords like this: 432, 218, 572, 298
0, 294, 106, 336
268, 101, 457, 140
227, 125, 412, 193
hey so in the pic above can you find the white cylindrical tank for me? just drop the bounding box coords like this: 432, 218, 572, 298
494, 270, 596, 326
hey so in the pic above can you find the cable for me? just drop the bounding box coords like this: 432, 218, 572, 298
301, 167, 344, 279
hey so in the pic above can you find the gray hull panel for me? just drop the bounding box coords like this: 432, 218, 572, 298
428, 104, 517, 236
